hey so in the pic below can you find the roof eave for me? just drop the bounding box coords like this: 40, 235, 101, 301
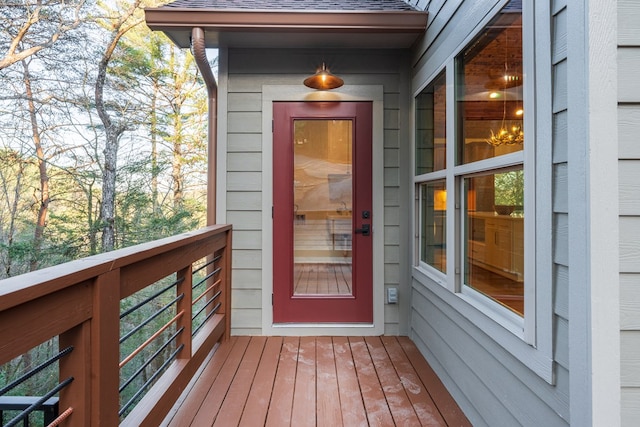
144, 9, 428, 48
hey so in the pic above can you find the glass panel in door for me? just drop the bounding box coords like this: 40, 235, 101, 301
293, 119, 353, 296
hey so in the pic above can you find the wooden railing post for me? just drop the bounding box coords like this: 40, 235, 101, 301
59, 322, 91, 426
91, 269, 120, 425
176, 265, 193, 358
223, 229, 232, 340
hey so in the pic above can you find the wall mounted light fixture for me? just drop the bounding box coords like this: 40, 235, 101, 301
303, 63, 343, 90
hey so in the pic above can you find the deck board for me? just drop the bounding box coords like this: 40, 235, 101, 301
264, 336, 299, 427
165, 337, 238, 426
189, 336, 250, 426
349, 336, 396, 427
381, 336, 447, 426
333, 337, 368, 426
162, 336, 471, 427
238, 336, 282, 427
316, 337, 343, 427
291, 337, 317, 427
365, 336, 421, 426
213, 336, 266, 426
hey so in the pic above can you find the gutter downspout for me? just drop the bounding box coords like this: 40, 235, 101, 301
191, 28, 217, 226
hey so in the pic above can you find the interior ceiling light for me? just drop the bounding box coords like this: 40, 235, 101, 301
304, 63, 344, 90
484, 73, 523, 90
486, 27, 524, 147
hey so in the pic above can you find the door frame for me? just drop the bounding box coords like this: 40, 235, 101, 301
262, 85, 385, 336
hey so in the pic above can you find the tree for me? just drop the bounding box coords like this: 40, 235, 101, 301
0, 149, 32, 277
21, 59, 50, 271
0, 0, 87, 70
93, 0, 145, 252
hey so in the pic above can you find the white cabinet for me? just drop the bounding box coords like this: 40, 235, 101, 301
470, 213, 524, 282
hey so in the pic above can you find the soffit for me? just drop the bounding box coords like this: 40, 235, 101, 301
145, 0, 428, 49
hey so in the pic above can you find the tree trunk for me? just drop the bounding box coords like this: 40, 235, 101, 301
95, 2, 142, 252
87, 179, 98, 255
22, 60, 49, 272
151, 79, 159, 213
0, 155, 25, 277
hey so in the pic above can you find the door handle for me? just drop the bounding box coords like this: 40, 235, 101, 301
355, 224, 370, 236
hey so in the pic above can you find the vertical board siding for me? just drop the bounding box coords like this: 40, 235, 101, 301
409, 0, 569, 425
619, 1, 640, 422
225, 48, 408, 335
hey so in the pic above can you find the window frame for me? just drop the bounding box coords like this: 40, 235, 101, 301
411, 0, 554, 383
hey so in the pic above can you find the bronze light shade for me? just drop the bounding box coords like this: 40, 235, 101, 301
304, 63, 344, 90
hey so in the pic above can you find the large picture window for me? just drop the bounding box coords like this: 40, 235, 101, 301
416, 0, 527, 320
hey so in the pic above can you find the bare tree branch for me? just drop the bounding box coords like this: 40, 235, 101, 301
0, 0, 87, 70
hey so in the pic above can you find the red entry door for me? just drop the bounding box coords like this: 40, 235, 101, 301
273, 101, 373, 323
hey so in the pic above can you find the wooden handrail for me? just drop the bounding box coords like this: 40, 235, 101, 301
0, 224, 233, 426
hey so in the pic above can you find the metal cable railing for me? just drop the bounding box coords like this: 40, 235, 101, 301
118, 344, 184, 417
192, 254, 221, 277
191, 251, 224, 336
118, 274, 186, 419
0, 346, 73, 427
119, 327, 185, 394
0, 347, 72, 397
120, 278, 183, 320
120, 294, 184, 344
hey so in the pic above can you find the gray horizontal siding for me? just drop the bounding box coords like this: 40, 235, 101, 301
411, 284, 569, 426
619, 0, 640, 424
225, 48, 410, 335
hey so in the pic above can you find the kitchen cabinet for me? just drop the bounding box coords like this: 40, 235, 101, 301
469, 213, 524, 281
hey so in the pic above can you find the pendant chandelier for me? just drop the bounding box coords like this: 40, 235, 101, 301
486, 28, 523, 147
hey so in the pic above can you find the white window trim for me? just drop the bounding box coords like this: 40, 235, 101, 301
411, 0, 554, 383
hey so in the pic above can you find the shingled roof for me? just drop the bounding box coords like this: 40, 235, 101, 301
160, 0, 417, 11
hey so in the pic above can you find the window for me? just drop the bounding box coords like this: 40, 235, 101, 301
414, 0, 553, 382
416, 1, 528, 321
416, 72, 447, 272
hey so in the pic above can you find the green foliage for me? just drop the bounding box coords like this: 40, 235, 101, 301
0, 0, 211, 418
494, 169, 524, 207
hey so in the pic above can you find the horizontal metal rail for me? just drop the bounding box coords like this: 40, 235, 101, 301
0, 346, 73, 396
192, 266, 221, 290
192, 302, 222, 337
120, 278, 183, 319
119, 344, 185, 417
120, 311, 185, 369
119, 327, 185, 393
192, 254, 221, 276
120, 294, 184, 344
4, 377, 73, 427
192, 290, 222, 321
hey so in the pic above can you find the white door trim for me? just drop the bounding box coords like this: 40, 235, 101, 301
261, 85, 385, 336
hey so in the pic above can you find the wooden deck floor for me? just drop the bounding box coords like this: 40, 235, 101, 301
162, 336, 470, 427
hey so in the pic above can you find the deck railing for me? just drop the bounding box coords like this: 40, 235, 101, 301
0, 224, 232, 426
